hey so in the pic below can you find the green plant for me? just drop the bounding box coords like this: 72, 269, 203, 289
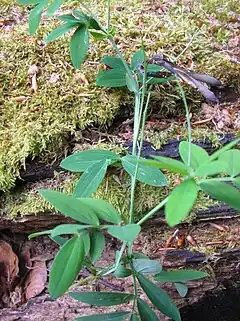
18, 0, 240, 320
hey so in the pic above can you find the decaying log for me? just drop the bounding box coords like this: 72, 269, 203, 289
0, 212, 72, 234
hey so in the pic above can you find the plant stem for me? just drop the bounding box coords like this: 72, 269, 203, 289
101, 241, 127, 276
107, 0, 111, 33
137, 197, 169, 226
137, 87, 152, 158
176, 78, 192, 167
198, 177, 234, 184
132, 93, 141, 154
73, 274, 96, 287
132, 49, 147, 155
129, 52, 148, 225
132, 275, 138, 311
108, 37, 133, 78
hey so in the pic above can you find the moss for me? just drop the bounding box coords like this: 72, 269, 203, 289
1, 0, 239, 193
0, 19, 126, 191
146, 124, 221, 151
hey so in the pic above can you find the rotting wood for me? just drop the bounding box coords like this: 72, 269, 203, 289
19, 134, 237, 184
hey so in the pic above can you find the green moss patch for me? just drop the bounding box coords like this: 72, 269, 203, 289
0, 0, 239, 195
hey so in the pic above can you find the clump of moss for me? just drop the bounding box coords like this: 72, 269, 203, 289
1, 0, 239, 194
146, 124, 221, 151
0, 19, 126, 191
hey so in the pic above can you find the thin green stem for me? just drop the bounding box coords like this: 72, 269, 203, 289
107, 0, 111, 33
132, 275, 138, 311
101, 241, 127, 276
132, 93, 141, 153
137, 197, 169, 225
138, 87, 152, 158
198, 177, 234, 184
108, 37, 133, 78
176, 78, 192, 167
129, 51, 148, 226
73, 275, 96, 287
129, 88, 152, 228
136, 49, 148, 146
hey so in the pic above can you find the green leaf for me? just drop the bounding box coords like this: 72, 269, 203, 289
51, 224, 91, 237
209, 138, 240, 161
133, 259, 162, 274
195, 160, 227, 177
122, 155, 167, 187
174, 282, 188, 297
69, 291, 134, 306
75, 312, 131, 321
45, 22, 80, 43
200, 181, 240, 210
50, 235, 67, 246
147, 64, 162, 73
107, 224, 141, 243
81, 198, 121, 224
49, 235, 84, 298
58, 14, 79, 23
114, 265, 132, 278
137, 273, 181, 321
89, 17, 102, 30
101, 56, 125, 70
61, 150, 120, 172
81, 230, 90, 256
17, 0, 41, 4
234, 177, 240, 188
219, 149, 240, 177
179, 141, 209, 170
90, 30, 108, 40
90, 230, 105, 263
28, 229, 52, 239
125, 73, 139, 93
96, 69, 127, 87
131, 49, 144, 70
130, 314, 139, 321
47, 0, 64, 16
154, 270, 208, 282
38, 190, 99, 225
73, 160, 108, 198
166, 179, 198, 226
73, 10, 90, 24
70, 25, 89, 69
146, 75, 175, 85
143, 156, 188, 175
28, 0, 48, 35
137, 298, 159, 321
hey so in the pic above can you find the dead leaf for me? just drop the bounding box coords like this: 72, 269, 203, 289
13, 96, 28, 103
24, 260, 47, 300
186, 235, 197, 246
9, 285, 23, 307
0, 241, 19, 290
